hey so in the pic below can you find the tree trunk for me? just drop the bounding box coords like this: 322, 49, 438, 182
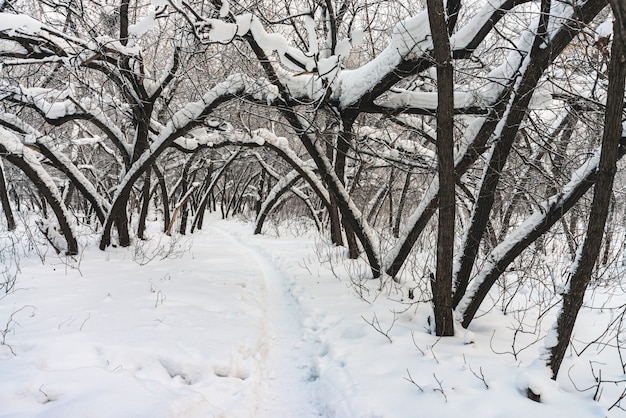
601, 195, 616, 266
152, 165, 170, 233
427, 0, 455, 337
0, 160, 16, 231
326, 137, 344, 246
137, 169, 152, 240
393, 171, 411, 238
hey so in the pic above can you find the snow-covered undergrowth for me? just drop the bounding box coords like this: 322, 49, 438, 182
0, 217, 624, 417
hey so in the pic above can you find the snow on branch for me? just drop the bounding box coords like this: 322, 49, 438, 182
449, 0, 529, 50
1, 85, 79, 120
0, 84, 131, 159
196, 13, 315, 72
108, 73, 276, 211
0, 112, 110, 214
374, 90, 482, 114
455, 147, 605, 321
0, 13, 42, 35
357, 125, 436, 165
0, 126, 77, 239
338, 11, 432, 108
250, 128, 329, 204
341, 0, 534, 109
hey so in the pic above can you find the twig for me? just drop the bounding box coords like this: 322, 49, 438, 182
404, 369, 424, 392
433, 373, 447, 402
362, 312, 395, 343
469, 364, 489, 389
1, 305, 35, 355
609, 388, 626, 411
410, 330, 426, 355
79, 313, 90, 331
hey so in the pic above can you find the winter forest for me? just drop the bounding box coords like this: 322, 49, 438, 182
1, 0, 626, 416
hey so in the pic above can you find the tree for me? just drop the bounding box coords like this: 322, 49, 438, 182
546, 3, 626, 380
427, 0, 456, 335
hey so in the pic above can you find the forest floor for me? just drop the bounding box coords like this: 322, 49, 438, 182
0, 216, 622, 417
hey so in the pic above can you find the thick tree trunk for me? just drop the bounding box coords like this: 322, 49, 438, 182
427, 0, 455, 337
334, 124, 360, 259
601, 195, 616, 265
387, 169, 395, 230
255, 169, 265, 216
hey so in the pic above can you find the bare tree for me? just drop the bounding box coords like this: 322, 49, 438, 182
427, 0, 456, 336
546, 4, 626, 381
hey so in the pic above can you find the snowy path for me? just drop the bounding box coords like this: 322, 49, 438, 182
207, 224, 322, 417
0, 221, 328, 418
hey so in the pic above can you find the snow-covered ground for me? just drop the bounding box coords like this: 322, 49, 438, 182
0, 217, 623, 417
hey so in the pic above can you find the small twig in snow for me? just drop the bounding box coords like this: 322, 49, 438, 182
410, 330, 425, 355
2, 305, 35, 355
79, 313, 90, 331
469, 364, 489, 389
404, 369, 424, 392
609, 387, 626, 411
361, 312, 395, 343
433, 373, 447, 402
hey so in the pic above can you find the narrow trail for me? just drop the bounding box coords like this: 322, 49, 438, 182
209, 225, 323, 417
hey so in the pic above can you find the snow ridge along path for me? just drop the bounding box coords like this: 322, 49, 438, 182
208, 224, 324, 417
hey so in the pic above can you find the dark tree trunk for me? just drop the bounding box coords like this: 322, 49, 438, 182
388, 169, 395, 230
393, 171, 411, 238
601, 195, 616, 266
152, 165, 170, 233
256, 169, 265, 216
335, 123, 360, 259
427, 0, 455, 337
0, 160, 16, 231
326, 137, 343, 246
137, 169, 152, 240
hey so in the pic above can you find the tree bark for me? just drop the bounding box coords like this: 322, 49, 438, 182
152, 165, 170, 233
0, 159, 16, 231
137, 170, 152, 240
393, 171, 411, 239
427, 0, 455, 337
326, 136, 344, 246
